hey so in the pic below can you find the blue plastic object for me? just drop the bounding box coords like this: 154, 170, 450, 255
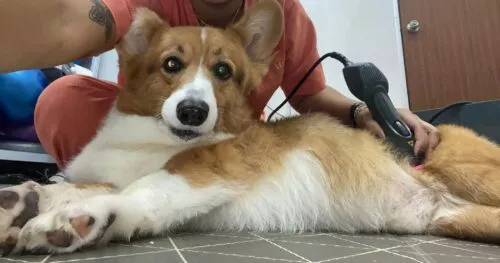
0, 69, 48, 126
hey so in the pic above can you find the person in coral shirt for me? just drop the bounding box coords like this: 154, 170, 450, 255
0, 0, 438, 168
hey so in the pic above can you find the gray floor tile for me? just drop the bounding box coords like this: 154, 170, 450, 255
271, 234, 371, 248
0, 254, 49, 263
273, 239, 372, 262
391, 242, 500, 263
436, 239, 500, 257
203, 232, 257, 238
122, 236, 175, 250
49, 251, 182, 263
188, 239, 306, 261
2, 233, 500, 263
47, 243, 166, 262
181, 250, 306, 263
328, 234, 421, 249
329, 251, 429, 263
258, 232, 329, 239
171, 233, 258, 249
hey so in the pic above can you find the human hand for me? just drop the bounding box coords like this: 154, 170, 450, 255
355, 107, 440, 156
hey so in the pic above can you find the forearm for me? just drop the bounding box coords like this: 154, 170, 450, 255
0, 0, 115, 72
289, 86, 358, 125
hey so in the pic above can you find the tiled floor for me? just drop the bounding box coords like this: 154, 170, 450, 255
2, 232, 500, 263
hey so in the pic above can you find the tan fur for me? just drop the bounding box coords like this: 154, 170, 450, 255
423, 125, 500, 206
3, 0, 500, 255
116, 1, 500, 241
431, 205, 500, 243
166, 114, 395, 194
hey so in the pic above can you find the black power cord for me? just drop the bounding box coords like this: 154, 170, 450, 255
267, 51, 418, 163
427, 101, 472, 124
266, 50, 474, 165
267, 52, 352, 122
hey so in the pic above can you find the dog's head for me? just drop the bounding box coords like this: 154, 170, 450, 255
114, 0, 284, 143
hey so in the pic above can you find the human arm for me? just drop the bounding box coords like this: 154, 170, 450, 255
0, 0, 118, 73
281, 0, 439, 155
279, 1, 358, 125
294, 89, 439, 155
289, 86, 357, 126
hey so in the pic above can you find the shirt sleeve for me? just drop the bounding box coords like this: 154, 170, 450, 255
280, 0, 326, 97
101, 0, 157, 43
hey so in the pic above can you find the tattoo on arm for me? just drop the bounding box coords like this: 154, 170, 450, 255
89, 0, 114, 43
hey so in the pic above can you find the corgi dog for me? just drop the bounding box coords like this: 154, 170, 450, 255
1, 0, 500, 255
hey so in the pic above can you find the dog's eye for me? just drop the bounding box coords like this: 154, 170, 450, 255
163, 56, 184, 73
213, 62, 232, 80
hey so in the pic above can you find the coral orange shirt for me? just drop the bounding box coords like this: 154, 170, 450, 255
103, 0, 326, 117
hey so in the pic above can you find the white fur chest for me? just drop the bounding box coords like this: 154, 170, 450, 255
64, 108, 194, 189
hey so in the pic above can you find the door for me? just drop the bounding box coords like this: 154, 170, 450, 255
398, 0, 500, 111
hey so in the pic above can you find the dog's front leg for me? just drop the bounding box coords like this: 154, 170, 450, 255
12, 170, 239, 255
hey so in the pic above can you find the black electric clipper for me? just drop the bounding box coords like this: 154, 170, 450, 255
342, 62, 421, 165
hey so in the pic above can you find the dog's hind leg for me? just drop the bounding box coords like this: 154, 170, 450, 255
429, 203, 500, 244
422, 124, 500, 207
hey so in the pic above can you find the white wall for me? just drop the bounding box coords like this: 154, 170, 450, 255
265, 0, 409, 119
97, 49, 120, 83
97, 0, 409, 119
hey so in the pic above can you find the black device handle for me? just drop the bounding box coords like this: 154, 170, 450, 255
266, 52, 422, 165
342, 62, 419, 163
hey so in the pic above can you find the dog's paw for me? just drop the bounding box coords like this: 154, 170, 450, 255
0, 181, 42, 255
11, 200, 116, 255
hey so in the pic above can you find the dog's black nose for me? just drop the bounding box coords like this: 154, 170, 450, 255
176, 99, 209, 126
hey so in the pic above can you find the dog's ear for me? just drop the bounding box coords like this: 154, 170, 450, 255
231, 0, 284, 62
116, 8, 166, 57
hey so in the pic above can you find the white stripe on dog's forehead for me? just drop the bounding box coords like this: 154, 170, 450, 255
188, 67, 211, 96
201, 28, 207, 45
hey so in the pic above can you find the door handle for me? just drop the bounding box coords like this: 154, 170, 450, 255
407, 20, 420, 33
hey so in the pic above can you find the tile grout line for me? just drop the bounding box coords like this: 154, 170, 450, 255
168, 236, 188, 263
118, 243, 172, 250
315, 240, 440, 263
424, 240, 500, 257
336, 233, 412, 241
328, 234, 432, 263
400, 242, 436, 263
180, 239, 261, 251
438, 241, 500, 249
316, 248, 383, 263
315, 242, 413, 263
400, 250, 500, 261
398, 236, 496, 261
277, 239, 373, 250
117, 238, 261, 251
200, 233, 259, 239
407, 238, 448, 247
182, 249, 306, 263
249, 233, 312, 263
39, 255, 51, 263
0, 258, 33, 263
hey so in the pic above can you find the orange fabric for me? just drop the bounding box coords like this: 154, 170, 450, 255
36, 0, 326, 168
35, 75, 120, 167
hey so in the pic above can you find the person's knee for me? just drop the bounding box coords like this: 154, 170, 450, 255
35, 75, 86, 128
35, 74, 119, 126
34, 75, 119, 168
